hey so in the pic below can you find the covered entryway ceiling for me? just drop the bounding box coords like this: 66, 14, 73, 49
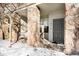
37, 3, 65, 18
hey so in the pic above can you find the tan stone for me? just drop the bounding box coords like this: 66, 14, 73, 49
27, 5, 41, 47
65, 3, 79, 54
2, 18, 9, 39
0, 28, 3, 39
9, 13, 20, 42
12, 29, 17, 42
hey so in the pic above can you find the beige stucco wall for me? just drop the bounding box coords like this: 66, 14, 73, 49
49, 9, 65, 19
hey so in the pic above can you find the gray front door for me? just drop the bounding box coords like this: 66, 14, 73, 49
53, 18, 64, 44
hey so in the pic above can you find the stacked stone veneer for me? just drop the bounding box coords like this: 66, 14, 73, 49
64, 3, 79, 54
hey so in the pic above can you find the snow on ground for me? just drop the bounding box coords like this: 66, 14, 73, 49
0, 40, 66, 56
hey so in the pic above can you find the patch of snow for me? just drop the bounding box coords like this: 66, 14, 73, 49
0, 40, 66, 56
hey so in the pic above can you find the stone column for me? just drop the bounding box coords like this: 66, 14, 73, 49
0, 28, 3, 39
64, 3, 79, 54
27, 5, 41, 47
2, 15, 9, 40
10, 13, 20, 42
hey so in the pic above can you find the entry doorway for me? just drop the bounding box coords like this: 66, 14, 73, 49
53, 18, 64, 44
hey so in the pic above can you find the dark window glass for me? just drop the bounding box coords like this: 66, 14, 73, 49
44, 26, 49, 33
